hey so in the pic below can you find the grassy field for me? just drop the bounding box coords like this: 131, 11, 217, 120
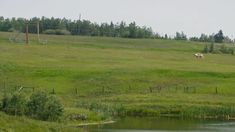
0, 32, 235, 131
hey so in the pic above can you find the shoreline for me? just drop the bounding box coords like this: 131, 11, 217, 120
76, 120, 115, 127
75, 114, 235, 128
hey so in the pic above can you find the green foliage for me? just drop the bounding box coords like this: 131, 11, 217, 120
1, 94, 26, 116
203, 44, 209, 53
0, 112, 80, 132
43, 96, 64, 121
1, 17, 233, 42
27, 91, 63, 121
43, 29, 71, 35
0, 17, 154, 39
231, 49, 234, 55
78, 102, 126, 117
0, 90, 63, 121
214, 30, 224, 43
219, 44, 234, 55
8, 28, 17, 32
0, 32, 235, 128
203, 42, 234, 55
202, 42, 215, 53
190, 32, 226, 43
26, 91, 49, 119
174, 32, 187, 40
209, 42, 214, 53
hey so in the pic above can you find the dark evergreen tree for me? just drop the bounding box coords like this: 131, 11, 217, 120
214, 30, 224, 43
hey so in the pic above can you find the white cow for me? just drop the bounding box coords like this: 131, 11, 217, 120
194, 53, 204, 59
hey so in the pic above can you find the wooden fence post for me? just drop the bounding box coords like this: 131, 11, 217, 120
149, 87, 153, 93
52, 88, 55, 94
75, 88, 78, 94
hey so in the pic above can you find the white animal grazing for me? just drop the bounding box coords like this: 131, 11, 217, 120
194, 53, 204, 59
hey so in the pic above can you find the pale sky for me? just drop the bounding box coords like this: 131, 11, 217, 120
1, 0, 235, 38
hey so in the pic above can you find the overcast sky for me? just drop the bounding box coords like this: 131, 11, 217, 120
1, 0, 235, 38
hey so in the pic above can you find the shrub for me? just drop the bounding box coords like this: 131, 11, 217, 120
202, 43, 234, 55
42, 29, 56, 35
26, 91, 63, 121
219, 44, 234, 55
230, 48, 234, 55
202, 44, 209, 53
55, 29, 71, 35
43, 96, 64, 121
43, 29, 71, 35
1, 91, 64, 121
1, 94, 26, 116
8, 28, 17, 32
26, 91, 48, 119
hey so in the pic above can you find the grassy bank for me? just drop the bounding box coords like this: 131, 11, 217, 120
0, 32, 235, 130
0, 112, 81, 132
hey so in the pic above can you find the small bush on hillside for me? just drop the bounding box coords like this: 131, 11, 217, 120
202, 42, 214, 53
8, 28, 17, 32
26, 91, 63, 121
230, 49, 234, 55
56, 29, 71, 35
203, 44, 209, 53
219, 44, 234, 55
1, 94, 26, 116
202, 43, 234, 55
43, 29, 71, 35
43, 96, 64, 121
42, 29, 56, 35
26, 91, 48, 119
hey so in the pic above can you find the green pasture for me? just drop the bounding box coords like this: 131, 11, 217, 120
0, 32, 235, 131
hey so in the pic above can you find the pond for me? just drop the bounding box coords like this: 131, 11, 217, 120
85, 117, 235, 132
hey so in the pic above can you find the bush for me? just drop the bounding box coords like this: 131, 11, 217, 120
1, 91, 64, 121
8, 28, 17, 32
26, 91, 63, 121
1, 94, 26, 116
202, 44, 209, 53
43, 29, 71, 35
55, 29, 71, 35
43, 96, 64, 121
202, 43, 234, 55
219, 44, 234, 55
42, 29, 56, 35
26, 91, 48, 119
230, 48, 234, 55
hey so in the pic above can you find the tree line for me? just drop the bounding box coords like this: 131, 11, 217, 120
0, 16, 154, 38
189, 30, 234, 43
0, 16, 234, 43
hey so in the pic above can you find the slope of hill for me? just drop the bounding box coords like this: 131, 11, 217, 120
0, 32, 235, 130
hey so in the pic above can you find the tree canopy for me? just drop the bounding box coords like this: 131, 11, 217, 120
0, 16, 233, 43
0, 16, 154, 39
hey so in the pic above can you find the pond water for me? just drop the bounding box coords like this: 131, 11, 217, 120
85, 117, 235, 132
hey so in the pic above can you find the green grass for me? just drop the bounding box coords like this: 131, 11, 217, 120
0, 32, 235, 130
0, 112, 82, 132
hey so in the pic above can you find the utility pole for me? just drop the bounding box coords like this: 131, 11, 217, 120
37, 21, 40, 43
25, 20, 29, 44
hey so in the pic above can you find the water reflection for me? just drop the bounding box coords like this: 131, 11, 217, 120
85, 117, 235, 132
